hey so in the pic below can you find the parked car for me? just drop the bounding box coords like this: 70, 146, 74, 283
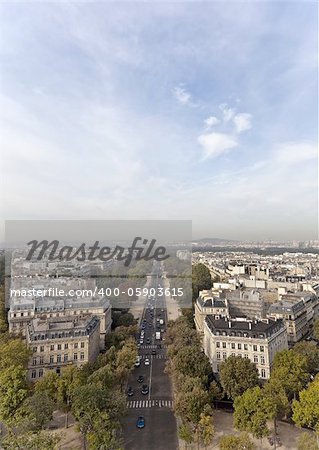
127, 386, 134, 396
136, 416, 145, 429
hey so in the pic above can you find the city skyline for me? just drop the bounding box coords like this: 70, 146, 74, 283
0, 2, 318, 241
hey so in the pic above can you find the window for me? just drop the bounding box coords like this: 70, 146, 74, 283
32, 358, 37, 366
80, 342, 85, 348
260, 346, 264, 352
244, 354, 249, 359
222, 352, 227, 359
244, 344, 248, 350
253, 345, 257, 352
64, 354, 68, 362
261, 356, 265, 365
39, 356, 44, 364
64, 343, 68, 350
216, 342, 220, 348
74, 343, 78, 349
57, 354, 61, 363
238, 343, 242, 350
40, 346, 44, 352
222, 342, 226, 349
80, 352, 85, 361
31, 370, 36, 379
261, 369, 266, 378
74, 353, 78, 361
50, 355, 54, 364
39, 369, 43, 378
216, 352, 221, 360
231, 343, 235, 349
33, 347, 37, 353
57, 344, 62, 350
50, 345, 54, 351
253, 355, 258, 363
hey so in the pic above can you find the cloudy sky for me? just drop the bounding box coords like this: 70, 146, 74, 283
0, 2, 317, 241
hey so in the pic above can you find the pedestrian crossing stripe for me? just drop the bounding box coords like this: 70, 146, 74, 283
127, 399, 173, 409
140, 345, 168, 349
139, 354, 167, 359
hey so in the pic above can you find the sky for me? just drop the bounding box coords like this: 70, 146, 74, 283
0, 1, 318, 241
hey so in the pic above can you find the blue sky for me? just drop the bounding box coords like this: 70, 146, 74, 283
0, 2, 317, 240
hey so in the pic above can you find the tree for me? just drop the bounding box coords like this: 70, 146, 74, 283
34, 370, 59, 402
297, 432, 319, 450
175, 383, 212, 425
0, 337, 31, 370
171, 345, 211, 380
1, 430, 61, 450
57, 366, 83, 428
264, 377, 290, 434
234, 387, 274, 441
0, 365, 29, 424
271, 350, 309, 400
178, 422, 194, 449
219, 356, 259, 400
87, 411, 123, 450
219, 433, 256, 450
198, 413, 214, 449
0, 285, 8, 334
313, 319, 319, 341
292, 376, 319, 434
115, 338, 138, 391
293, 341, 319, 374
192, 264, 212, 300
87, 364, 116, 390
22, 391, 55, 431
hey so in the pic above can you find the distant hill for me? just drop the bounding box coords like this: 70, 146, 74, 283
193, 238, 239, 245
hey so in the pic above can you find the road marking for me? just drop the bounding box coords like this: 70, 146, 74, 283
126, 399, 173, 409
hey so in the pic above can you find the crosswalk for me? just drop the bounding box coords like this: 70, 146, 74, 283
139, 354, 167, 360
140, 344, 168, 349
127, 399, 173, 409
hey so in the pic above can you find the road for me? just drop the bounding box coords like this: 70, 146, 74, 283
122, 264, 178, 450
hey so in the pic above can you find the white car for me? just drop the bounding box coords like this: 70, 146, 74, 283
135, 360, 141, 367
139, 339, 144, 344
144, 358, 150, 366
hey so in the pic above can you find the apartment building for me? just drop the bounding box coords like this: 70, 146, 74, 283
267, 299, 307, 346
194, 290, 228, 335
8, 296, 111, 349
203, 316, 288, 379
225, 289, 267, 319
26, 315, 100, 381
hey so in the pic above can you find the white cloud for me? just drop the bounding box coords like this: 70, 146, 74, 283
233, 113, 252, 133
219, 103, 235, 122
204, 116, 220, 128
198, 132, 238, 159
173, 85, 191, 105
275, 142, 318, 165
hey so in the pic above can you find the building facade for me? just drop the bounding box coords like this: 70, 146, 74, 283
203, 316, 288, 379
194, 291, 228, 335
26, 315, 101, 381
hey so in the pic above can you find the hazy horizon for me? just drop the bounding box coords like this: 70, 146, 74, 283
1, 2, 318, 241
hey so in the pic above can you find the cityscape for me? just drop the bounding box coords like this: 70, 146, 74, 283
0, 1, 318, 450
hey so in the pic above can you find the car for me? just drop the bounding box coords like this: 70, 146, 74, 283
141, 384, 149, 395
161, 329, 165, 333
137, 375, 144, 383
143, 319, 147, 323
135, 360, 141, 367
151, 349, 156, 355
156, 318, 160, 322
141, 324, 146, 329
139, 339, 144, 344
144, 358, 150, 366
127, 386, 134, 396
146, 338, 150, 344
136, 416, 145, 429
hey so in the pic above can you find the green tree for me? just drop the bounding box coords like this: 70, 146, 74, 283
87, 364, 116, 390
0, 285, 8, 334
219, 432, 256, 450
87, 411, 123, 450
171, 345, 211, 380
115, 338, 138, 391
1, 430, 61, 450
175, 383, 212, 425
198, 413, 214, 449
271, 349, 309, 400
34, 370, 59, 402
0, 337, 31, 370
264, 377, 290, 434
178, 422, 194, 449
22, 391, 55, 431
0, 365, 29, 424
192, 263, 212, 300
234, 386, 274, 442
57, 366, 83, 428
293, 341, 319, 374
297, 432, 319, 450
292, 376, 319, 434
219, 356, 259, 400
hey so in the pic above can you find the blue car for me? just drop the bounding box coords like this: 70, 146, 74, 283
136, 416, 145, 429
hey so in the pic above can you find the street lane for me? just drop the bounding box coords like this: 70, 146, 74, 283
122, 264, 178, 450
